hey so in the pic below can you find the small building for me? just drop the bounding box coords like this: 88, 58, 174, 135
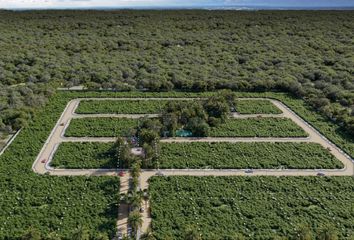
131, 147, 145, 157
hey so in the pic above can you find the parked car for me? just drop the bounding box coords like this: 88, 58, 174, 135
140, 207, 145, 213
245, 169, 253, 174
127, 227, 132, 236
117, 232, 123, 240
317, 172, 325, 176
41, 159, 46, 163
118, 171, 125, 177
155, 171, 165, 176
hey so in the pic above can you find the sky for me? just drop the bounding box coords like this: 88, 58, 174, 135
0, 0, 354, 9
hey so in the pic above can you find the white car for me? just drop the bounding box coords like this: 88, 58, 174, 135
155, 171, 165, 176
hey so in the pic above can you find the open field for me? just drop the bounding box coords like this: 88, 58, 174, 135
149, 176, 354, 239
51, 142, 343, 170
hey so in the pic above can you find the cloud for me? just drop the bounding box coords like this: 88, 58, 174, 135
0, 0, 170, 9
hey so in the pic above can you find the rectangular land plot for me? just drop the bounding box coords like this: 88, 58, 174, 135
234, 99, 282, 114
159, 142, 343, 169
64, 118, 138, 137
65, 117, 307, 138
210, 118, 308, 137
75, 100, 190, 114
50, 142, 343, 170
149, 176, 354, 239
51, 142, 116, 169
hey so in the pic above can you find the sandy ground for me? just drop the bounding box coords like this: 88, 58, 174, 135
31, 97, 354, 237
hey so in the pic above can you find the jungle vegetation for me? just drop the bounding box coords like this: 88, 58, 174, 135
0, 10, 353, 138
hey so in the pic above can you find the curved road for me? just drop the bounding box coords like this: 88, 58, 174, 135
32, 97, 354, 237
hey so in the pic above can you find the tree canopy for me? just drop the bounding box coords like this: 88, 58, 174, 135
0, 10, 353, 137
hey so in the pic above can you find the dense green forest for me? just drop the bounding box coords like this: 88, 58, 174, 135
0, 10, 353, 137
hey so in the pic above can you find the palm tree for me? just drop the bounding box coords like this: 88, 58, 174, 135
130, 161, 141, 179
131, 176, 139, 192
128, 210, 143, 236
129, 192, 142, 210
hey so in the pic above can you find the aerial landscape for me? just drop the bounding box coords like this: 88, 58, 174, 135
0, 0, 354, 239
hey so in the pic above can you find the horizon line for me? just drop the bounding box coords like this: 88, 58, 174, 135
1, 5, 354, 11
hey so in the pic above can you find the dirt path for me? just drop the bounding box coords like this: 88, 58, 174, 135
32, 97, 354, 237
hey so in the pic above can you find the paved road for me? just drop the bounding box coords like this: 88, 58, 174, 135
32, 97, 354, 237
117, 175, 130, 239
